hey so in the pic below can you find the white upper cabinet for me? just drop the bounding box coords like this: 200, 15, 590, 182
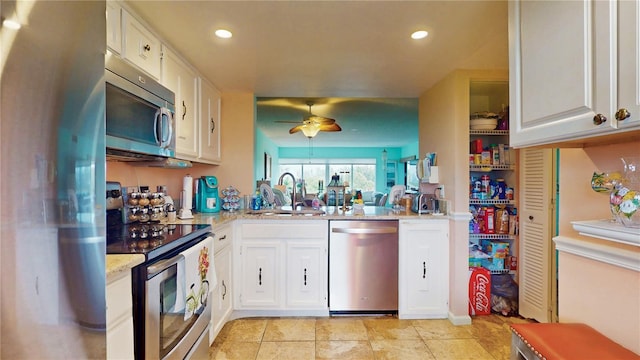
616, 0, 640, 130
509, 0, 639, 148
198, 78, 222, 164
106, 2, 122, 54
162, 46, 199, 159
121, 9, 161, 80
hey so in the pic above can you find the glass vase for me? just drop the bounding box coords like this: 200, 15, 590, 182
610, 157, 640, 228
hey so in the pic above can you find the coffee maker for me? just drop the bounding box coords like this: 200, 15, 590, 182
195, 176, 221, 213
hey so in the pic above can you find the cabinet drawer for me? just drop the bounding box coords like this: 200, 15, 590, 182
213, 224, 232, 253
240, 221, 327, 239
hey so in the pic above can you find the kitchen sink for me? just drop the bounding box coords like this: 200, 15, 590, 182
245, 208, 326, 216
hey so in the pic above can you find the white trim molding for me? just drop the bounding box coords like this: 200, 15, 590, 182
448, 312, 472, 325
450, 211, 473, 222
554, 236, 640, 272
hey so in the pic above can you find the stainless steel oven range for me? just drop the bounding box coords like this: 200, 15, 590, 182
107, 183, 214, 360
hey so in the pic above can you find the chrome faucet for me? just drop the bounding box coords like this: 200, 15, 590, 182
278, 172, 301, 209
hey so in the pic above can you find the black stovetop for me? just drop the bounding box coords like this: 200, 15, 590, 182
106, 221, 211, 262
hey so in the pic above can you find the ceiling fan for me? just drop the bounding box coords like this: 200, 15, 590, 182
277, 101, 342, 137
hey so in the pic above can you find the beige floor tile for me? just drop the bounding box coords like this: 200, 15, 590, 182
316, 340, 374, 360
412, 319, 474, 340
224, 318, 268, 342
209, 340, 261, 360
467, 316, 511, 338
363, 318, 421, 340
424, 339, 495, 360
263, 318, 316, 341
255, 341, 315, 360
210, 314, 532, 360
370, 339, 436, 360
316, 318, 368, 341
474, 330, 513, 360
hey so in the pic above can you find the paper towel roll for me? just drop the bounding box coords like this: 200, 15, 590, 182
182, 175, 193, 210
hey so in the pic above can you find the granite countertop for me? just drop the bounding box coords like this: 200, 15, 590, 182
106, 206, 448, 278
106, 254, 145, 283
186, 205, 448, 223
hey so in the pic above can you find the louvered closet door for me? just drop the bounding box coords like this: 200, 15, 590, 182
519, 148, 554, 322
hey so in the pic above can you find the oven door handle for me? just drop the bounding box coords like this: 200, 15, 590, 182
147, 254, 184, 278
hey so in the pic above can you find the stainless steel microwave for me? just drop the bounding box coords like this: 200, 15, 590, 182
105, 52, 176, 160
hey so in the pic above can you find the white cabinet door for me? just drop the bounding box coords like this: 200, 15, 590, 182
398, 220, 449, 319
106, 1, 121, 54
211, 244, 232, 339
235, 220, 328, 312
509, 0, 617, 147
121, 9, 161, 79
162, 47, 199, 159
286, 241, 327, 309
617, 0, 640, 130
107, 273, 134, 360
198, 78, 222, 164
239, 240, 281, 308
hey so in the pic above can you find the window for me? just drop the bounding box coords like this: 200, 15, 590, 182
405, 159, 419, 192
278, 160, 376, 196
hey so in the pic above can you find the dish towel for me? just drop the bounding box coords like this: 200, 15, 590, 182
182, 236, 216, 320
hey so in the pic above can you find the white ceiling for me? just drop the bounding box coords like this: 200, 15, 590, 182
126, 1, 509, 148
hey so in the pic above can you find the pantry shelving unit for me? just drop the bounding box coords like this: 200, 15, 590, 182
469, 128, 518, 276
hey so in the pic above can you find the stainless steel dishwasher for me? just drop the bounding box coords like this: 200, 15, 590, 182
329, 220, 398, 314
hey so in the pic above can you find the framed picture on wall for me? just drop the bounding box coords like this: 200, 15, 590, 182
264, 152, 272, 180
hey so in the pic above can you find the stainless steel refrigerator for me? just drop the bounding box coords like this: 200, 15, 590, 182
1, 1, 106, 358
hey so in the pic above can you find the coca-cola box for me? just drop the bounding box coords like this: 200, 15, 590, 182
469, 267, 492, 315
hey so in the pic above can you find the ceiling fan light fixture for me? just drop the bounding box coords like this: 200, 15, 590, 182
301, 123, 321, 138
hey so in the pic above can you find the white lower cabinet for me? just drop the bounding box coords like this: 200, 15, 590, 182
286, 241, 326, 308
239, 240, 281, 308
107, 272, 134, 360
235, 220, 328, 313
210, 223, 234, 343
398, 219, 449, 319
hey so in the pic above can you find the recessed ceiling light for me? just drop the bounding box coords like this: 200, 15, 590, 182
215, 29, 232, 39
2, 19, 21, 30
411, 30, 428, 40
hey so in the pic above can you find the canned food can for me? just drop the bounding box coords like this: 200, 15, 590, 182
506, 187, 514, 200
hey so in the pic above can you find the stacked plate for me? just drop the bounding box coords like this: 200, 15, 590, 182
470, 112, 499, 130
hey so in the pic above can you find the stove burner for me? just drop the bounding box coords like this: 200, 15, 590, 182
107, 223, 211, 261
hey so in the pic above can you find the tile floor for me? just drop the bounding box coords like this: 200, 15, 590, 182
209, 314, 532, 360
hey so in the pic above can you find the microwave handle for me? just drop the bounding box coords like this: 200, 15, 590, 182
162, 107, 173, 148
154, 107, 173, 148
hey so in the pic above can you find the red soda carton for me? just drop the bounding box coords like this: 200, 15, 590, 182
469, 267, 491, 315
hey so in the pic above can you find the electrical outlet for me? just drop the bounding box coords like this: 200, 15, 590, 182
437, 185, 445, 198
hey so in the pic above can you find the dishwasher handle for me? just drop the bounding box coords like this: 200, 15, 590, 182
331, 227, 397, 235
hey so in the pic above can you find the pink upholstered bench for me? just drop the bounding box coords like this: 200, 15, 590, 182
510, 323, 639, 360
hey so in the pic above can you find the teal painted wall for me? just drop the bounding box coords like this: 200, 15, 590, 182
255, 127, 280, 184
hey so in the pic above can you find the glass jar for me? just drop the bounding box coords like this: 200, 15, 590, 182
610, 157, 640, 228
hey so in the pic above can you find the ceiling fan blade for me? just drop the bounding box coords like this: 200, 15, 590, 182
289, 125, 304, 134
275, 120, 302, 124
306, 115, 335, 125
319, 123, 342, 132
